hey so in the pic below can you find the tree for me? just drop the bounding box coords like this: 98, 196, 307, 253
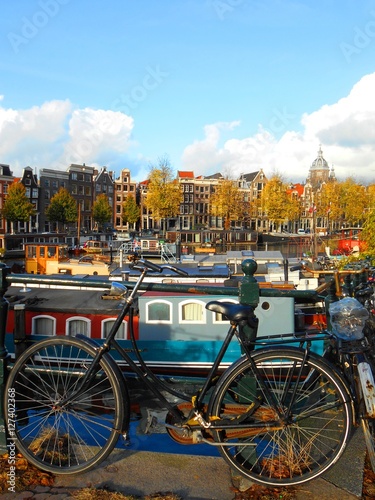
261, 175, 290, 231
361, 208, 375, 255
122, 195, 140, 228
92, 194, 113, 231
1, 182, 35, 234
145, 156, 181, 231
45, 188, 77, 232
338, 178, 367, 226
210, 178, 245, 230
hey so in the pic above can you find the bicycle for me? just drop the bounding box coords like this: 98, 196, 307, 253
4, 256, 375, 486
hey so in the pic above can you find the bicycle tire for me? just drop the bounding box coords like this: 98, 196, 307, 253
5, 336, 128, 474
209, 347, 352, 486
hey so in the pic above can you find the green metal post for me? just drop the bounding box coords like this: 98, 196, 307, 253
0, 263, 11, 452
239, 258, 260, 307
238, 259, 260, 344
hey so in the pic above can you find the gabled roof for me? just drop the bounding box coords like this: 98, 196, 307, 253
287, 183, 305, 196
204, 172, 223, 180
177, 171, 195, 179
242, 171, 260, 182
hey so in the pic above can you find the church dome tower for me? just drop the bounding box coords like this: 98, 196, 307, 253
307, 145, 330, 189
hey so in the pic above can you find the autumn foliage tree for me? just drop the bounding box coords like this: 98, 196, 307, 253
122, 195, 140, 228
261, 175, 291, 231
92, 194, 113, 231
210, 178, 245, 230
45, 188, 77, 232
1, 182, 35, 234
145, 157, 181, 232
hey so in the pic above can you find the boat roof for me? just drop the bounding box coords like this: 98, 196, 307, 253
5, 286, 122, 315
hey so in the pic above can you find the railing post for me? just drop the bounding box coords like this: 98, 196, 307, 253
0, 262, 11, 452
238, 259, 260, 344
14, 304, 27, 359
239, 258, 260, 307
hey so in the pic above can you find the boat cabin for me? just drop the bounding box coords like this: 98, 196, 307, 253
25, 243, 69, 274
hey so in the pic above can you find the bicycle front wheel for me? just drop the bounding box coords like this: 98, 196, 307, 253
5, 336, 127, 474
209, 347, 352, 486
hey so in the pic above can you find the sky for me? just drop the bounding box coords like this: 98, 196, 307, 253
1, 0, 375, 184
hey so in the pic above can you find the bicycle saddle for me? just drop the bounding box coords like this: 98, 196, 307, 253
206, 301, 254, 322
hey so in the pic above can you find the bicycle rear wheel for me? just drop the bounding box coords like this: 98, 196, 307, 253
209, 347, 352, 486
5, 336, 127, 474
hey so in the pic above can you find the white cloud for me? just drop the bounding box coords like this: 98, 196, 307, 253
0, 100, 134, 174
181, 72, 375, 183
61, 108, 134, 167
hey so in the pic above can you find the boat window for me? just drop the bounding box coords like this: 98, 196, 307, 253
179, 300, 206, 324
39, 247, 45, 258
212, 299, 238, 323
102, 319, 127, 339
66, 317, 91, 337
32, 315, 56, 336
27, 246, 36, 258
146, 300, 172, 323
47, 246, 57, 258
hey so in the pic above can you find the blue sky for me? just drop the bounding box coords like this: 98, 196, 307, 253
1, 0, 375, 183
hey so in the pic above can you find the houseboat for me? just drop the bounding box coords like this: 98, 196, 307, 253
4, 282, 322, 378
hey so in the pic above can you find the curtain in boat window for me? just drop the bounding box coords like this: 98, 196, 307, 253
68, 319, 89, 337
33, 316, 55, 335
102, 320, 126, 339
181, 302, 203, 322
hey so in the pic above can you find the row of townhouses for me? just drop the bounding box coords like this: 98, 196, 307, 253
0, 147, 336, 246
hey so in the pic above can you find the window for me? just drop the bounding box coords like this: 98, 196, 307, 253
179, 300, 206, 324
32, 315, 56, 336
52, 180, 58, 188
24, 178, 31, 186
102, 319, 127, 339
66, 317, 90, 337
71, 173, 78, 180
146, 300, 172, 323
47, 246, 56, 257
27, 246, 36, 258
44, 179, 50, 187
71, 184, 77, 194
32, 189, 38, 198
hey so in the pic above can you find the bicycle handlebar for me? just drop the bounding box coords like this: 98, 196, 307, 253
128, 255, 189, 277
